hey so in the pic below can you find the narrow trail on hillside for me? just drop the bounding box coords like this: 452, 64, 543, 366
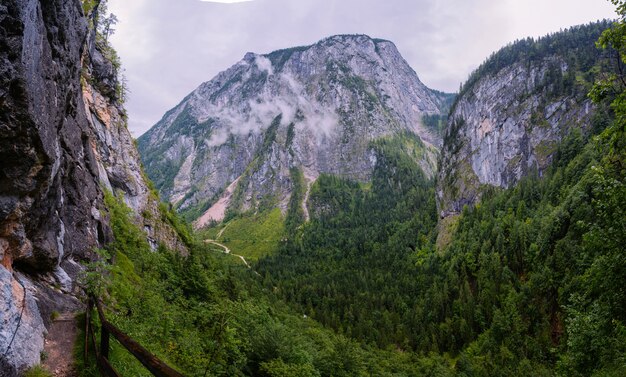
302, 180, 312, 222
216, 222, 231, 240
302, 170, 316, 222
205, 239, 260, 276
43, 312, 78, 377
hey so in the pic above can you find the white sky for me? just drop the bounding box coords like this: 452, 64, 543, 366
107, 0, 617, 136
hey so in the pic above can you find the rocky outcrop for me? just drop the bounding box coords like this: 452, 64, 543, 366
82, 80, 187, 254
138, 35, 453, 224
0, 269, 45, 377
436, 23, 607, 218
0, 0, 184, 373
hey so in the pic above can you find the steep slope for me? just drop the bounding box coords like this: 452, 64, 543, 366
437, 22, 610, 218
421, 19, 625, 375
0, 1, 184, 374
138, 34, 453, 225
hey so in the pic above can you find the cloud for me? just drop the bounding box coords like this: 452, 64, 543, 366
199, 0, 253, 3
254, 55, 274, 75
198, 69, 338, 147
204, 129, 230, 147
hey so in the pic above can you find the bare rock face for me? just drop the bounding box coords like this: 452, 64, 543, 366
436, 23, 607, 218
82, 80, 187, 254
0, 268, 45, 376
0, 0, 185, 373
138, 35, 453, 224
0, 0, 102, 372
0, 0, 101, 276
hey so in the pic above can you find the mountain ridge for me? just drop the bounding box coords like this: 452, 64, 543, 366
436, 21, 610, 218
138, 33, 454, 225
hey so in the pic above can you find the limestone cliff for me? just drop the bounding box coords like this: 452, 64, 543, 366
137, 35, 453, 226
0, 1, 184, 374
436, 22, 609, 218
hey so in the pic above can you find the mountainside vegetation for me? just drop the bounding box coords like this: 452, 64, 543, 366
455, 20, 612, 104
256, 96, 624, 376
92, 189, 456, 376
257, 132, 438, 348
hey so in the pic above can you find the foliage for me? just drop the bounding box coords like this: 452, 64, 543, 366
81, 0, 127, 104
255, 94, 623, 375
89, 11, 626, 377
158, 201, 193, 247
266, 45, 310, 72
22, 365, 53, 377
103, 190, 152, 256
80, 0, 99, 15
285, 168, 306, 236
251, 17, 625, 375
99, 188, 448, 375
79, 247, 112, 297
423, 91, 456, 136
74, 313, 101, 377
422, 113, 448, 135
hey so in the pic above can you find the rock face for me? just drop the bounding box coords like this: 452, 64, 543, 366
0, 269, 45, 377
138, 35, 453, 225
81, 79, 187, 255
0, 1, 184, 374
436, 23, 607, 218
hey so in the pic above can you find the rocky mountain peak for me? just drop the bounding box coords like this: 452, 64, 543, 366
139, 34, 453, 225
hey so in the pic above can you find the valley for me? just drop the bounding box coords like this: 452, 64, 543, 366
0, 1, 624, 376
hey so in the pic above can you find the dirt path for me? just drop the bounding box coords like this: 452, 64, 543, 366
205, 240, 260, 275
302, 179, 312, 222
302, 168, 317, 222
43, 312, 78, 377
216, 222, 231, 240
206, 239, 232, 254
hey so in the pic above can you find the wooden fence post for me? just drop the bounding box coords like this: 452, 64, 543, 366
85, 298, 91, 363
86, 296, 183, 376
101, 325, 110, 360
83, 297, 91, 365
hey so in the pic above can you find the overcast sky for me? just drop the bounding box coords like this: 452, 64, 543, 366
107, 0, 617, 137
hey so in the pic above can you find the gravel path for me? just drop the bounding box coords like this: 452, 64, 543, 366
205, 240, 260, 275
43, 312, 78, 377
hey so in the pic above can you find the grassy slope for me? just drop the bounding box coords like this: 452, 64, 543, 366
199, 208, 285, 261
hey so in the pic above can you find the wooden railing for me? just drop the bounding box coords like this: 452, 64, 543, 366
85, 297, 184, 377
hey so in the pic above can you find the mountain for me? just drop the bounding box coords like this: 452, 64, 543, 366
137, 34, 454, 225
0, 1, 185, 374
436, 22, 610, 219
